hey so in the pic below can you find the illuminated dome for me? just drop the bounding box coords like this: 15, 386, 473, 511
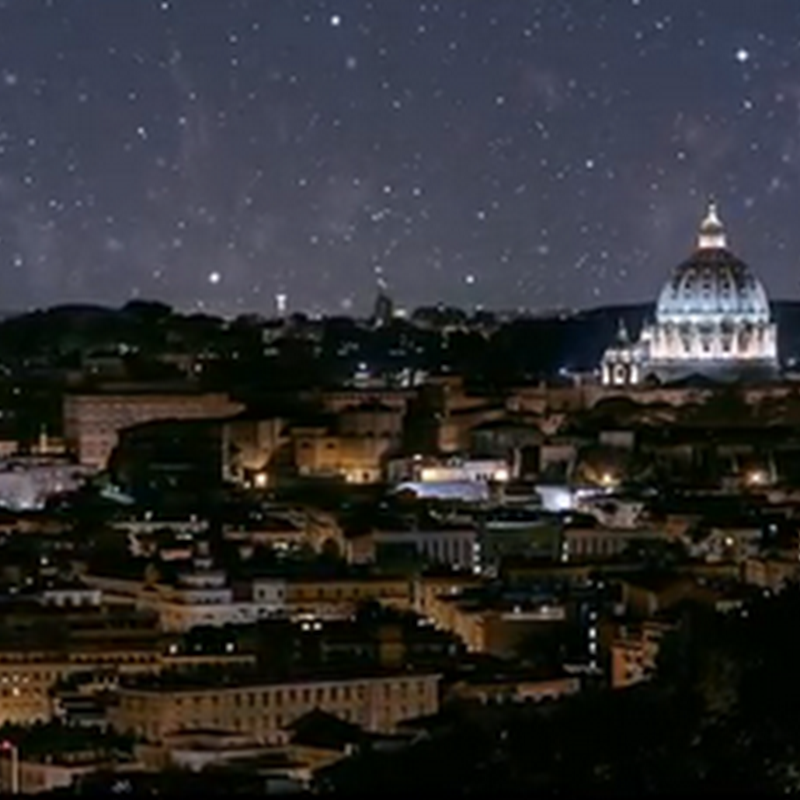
601, 198, 779, 387
656, 201, 771, 324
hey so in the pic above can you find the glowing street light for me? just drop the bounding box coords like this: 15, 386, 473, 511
599, 472, 616, 488
746, 469, 767, 487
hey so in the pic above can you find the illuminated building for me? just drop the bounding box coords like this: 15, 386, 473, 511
0, 457, 94, 511
64, 388, 243, 469
109, 670, 441, 744
602, 200, 779, 386
0, 600, 254, 727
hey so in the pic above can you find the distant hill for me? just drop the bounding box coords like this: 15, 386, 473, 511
2, 298, 800, 379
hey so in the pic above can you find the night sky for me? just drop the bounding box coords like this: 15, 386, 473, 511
0, 0, 799, 317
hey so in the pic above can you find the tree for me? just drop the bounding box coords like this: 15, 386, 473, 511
683, 386, 753, 427
122, 299, 173, 322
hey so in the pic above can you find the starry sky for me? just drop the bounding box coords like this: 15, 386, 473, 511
0, 0, 799, 317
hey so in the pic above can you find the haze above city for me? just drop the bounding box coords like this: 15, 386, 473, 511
0, 0, 798, 316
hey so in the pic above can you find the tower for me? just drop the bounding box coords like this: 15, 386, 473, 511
371, 280, 394, 328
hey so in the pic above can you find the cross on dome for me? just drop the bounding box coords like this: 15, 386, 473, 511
698, 197, 727, 250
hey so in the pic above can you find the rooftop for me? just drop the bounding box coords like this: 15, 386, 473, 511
286, 708, 365, 750
119, 664, 439, 693
0, 721, 133, 761
66, 382, 219, 397
619, 571, 694, 594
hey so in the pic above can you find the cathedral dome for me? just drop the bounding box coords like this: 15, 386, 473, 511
655, 201, 771, 325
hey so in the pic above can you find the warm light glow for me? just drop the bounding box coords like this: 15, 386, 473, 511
746, 469, 767, 486
493, 468, 510, 482
254, 472, 268, 489
420, 468, 438, 482
600, 472, 616, 487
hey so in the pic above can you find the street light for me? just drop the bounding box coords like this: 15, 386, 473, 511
1, 740, 19, 794
746, 469, 767, 487
599, 472, 616, 488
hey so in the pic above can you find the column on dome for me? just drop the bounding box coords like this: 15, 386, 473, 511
730, 321, 741, 358
684, 323, 694, 359
651, 321, 673, 361
663, 323, 677, 360
651, 324, 663, 360
666, 324, 679, 360
766, 324, 778, 359
709, 322, 721, 359
754, 324, 765, 360
737, 323, 752, 359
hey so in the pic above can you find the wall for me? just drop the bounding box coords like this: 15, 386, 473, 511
110, 673, 440, 744
63, 392, 243, 468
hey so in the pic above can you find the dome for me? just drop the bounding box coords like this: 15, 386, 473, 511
655, 201, 771, 325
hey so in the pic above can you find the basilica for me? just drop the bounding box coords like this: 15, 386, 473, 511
601, 200, 779, 386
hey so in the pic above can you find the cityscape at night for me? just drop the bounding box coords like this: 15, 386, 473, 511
1, 0, 800, 796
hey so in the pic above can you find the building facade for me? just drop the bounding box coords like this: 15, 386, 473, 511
109, 671, 440, 744
63, 389, 243, 469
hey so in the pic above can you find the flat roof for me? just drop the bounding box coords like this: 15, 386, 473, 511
119, 666, 441, 694
65, 384, 229, 397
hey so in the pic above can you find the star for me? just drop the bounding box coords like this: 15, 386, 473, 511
0, 0, 791, 315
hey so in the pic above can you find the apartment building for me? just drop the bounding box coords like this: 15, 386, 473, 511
345, 525, 479, 572
85, 566, 413, 630
412, 572, 484, 619
561, 524, 674, 561
0, 601, 255, 726
429, 598, 568, 657
110, 669, 440, 744
282, 575, 412, 618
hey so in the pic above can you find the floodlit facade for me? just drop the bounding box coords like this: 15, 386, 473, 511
110, 671, 441, 744
602, 200, 778, 386
63, 389, 243, 469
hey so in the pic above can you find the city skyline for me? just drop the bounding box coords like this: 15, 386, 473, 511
0, 0, 799, 316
